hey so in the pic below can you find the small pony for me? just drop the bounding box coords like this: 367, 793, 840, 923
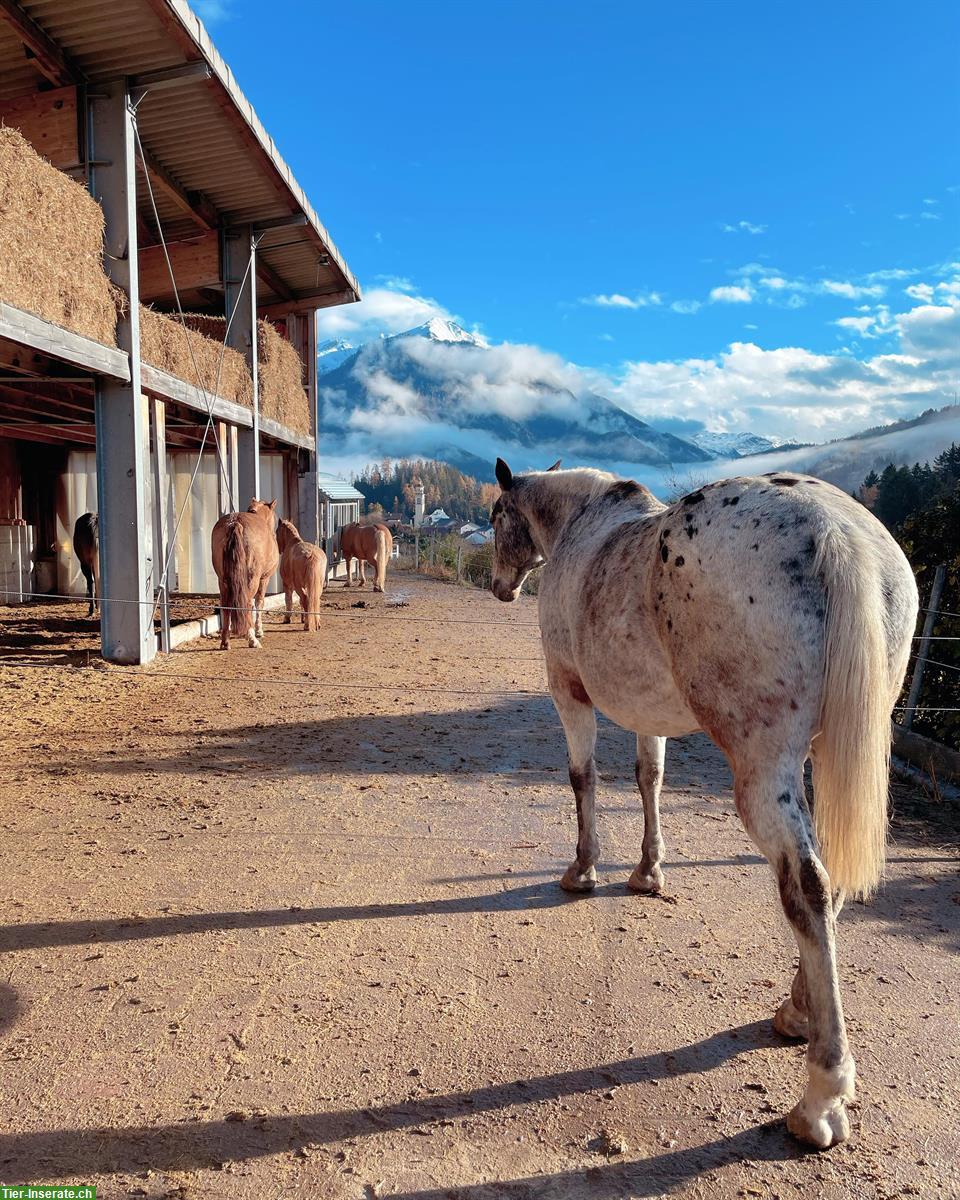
340, 521, 393, 593
277, 518, 327, 631
211, 498, 279, 650
73, 512, 99, 617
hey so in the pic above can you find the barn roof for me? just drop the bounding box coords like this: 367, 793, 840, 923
0, 0, 359, 314
317, 473, 364, 502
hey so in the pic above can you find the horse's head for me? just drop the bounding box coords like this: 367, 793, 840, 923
276, 518, 297, 553
248, 498, 278, 529
490, 457, 559, 602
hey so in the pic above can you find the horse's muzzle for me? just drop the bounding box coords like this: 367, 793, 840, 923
491, 578, 519, 603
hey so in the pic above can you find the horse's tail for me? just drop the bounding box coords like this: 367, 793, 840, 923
306, 551, 326, 631
374, 527, 389, 591
811, 524, 890, 899
223, 519, 251, 636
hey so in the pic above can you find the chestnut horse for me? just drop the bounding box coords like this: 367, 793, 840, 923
340, 521, 393, 592
73, 512, 99, 617
211, 498, 279, 650
277, 518, 327, 631
490, 458, 917, 1150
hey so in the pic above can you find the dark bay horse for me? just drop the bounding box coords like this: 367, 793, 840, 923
340, 521, 393, 592
277, 518, 327, 632
490, 458, 917, 1150
211, 499, 279, 650
73, 512, 99, 617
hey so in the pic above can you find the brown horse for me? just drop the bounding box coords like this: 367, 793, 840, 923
73, 512, 99, 617
211, 498, 279, 650
340, 521, 393, 592
277, 518, 327, 631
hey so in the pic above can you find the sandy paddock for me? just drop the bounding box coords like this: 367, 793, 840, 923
0, 576, 957, 1198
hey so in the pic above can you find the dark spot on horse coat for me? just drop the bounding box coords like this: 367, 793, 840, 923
660, 544, 670, 563
683, 491, 705, 506
749, 596, 754, 603
674, 555, 685, 567
777, 791, 792, 805
799, 856, 831, 914
777, 854, 815, 941
685, 524, 698, 539
751, 543, 759, 551
666, 618, 673, 631
773, 476, 799, 486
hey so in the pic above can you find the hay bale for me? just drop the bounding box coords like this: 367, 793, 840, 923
139, 307, 253, 408
257, 319, 310, 436
0, 124, 117, 344
178, 315, 310, 436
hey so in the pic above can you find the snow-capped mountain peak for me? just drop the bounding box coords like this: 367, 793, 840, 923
395, 316, 489, 348
316, 336, 358, 374
689, 430, 781, 459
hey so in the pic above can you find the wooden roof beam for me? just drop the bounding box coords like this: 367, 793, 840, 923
0, 0, 80, 88
255, 256, 293, 303
138, 145, 219, 231
258, 289, 357, 320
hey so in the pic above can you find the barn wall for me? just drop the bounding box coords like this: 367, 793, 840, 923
57, 449, 289, 598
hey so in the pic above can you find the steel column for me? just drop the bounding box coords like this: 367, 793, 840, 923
90, 80, 155, 664
297, 310, 320, 543
223, 224, 259, 504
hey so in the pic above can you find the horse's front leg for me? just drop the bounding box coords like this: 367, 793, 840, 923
252, 575, 269, 643
628, 734, 666, 893
551, 677, 599, 893
283, 583, 293, 624
356, 559, 366, 588
736, 761, 855, 1149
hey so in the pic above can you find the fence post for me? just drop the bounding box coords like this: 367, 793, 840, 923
903, 563, 947, 730
456, 543, 463, 583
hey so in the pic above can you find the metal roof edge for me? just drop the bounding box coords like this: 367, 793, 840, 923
165, 0, 361, 305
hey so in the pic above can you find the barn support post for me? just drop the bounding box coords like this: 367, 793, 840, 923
90, 80, 155, 665
297, 310, 320, 544
216, 420, 232, 515
150, 397, 171, 654
224, 224, 259, 505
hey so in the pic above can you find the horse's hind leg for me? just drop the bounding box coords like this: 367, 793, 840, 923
735, 756, 854, 1149
81, 563, 94, 617
628, 734, 666, 893
251, 575, 268, 645
550, 675, 599, 893
775, 887, 845, 1040
283, 584, 293, 624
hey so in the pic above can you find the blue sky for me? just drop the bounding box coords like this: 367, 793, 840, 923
196, 0, 959, 443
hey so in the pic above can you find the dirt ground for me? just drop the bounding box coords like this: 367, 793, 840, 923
0, 575, 957, 1200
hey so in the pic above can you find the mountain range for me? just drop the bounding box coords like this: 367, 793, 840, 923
316, 319, 958, 492
315, 318, 771, 479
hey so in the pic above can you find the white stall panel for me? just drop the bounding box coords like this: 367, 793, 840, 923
57, 451, 98, 596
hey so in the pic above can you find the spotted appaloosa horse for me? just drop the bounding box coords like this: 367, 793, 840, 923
490, 458, 917, 1150
211, 499, 279, 650
73, 512, 100, 617
277, 518, 327, 631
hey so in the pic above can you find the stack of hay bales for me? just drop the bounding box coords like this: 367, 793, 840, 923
139, 307, 253, 407
0, 124, 117, 344
178, 315, 310, 436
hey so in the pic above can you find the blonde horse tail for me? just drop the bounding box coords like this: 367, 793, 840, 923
307, 552, 326, 631
811, 524, 890, 899
374, 527, 388, 592
224, 520, 251, 636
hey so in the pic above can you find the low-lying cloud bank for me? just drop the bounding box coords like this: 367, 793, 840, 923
316, 268, 960, 479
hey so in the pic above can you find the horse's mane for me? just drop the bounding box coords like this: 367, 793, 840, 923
522, 466, 624, 504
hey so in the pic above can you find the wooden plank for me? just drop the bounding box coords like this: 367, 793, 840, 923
0, 301, 129, 380
259, 413, 314, 451
0, 84, 79, 167
0, 0, 79, 88
138, 231, 221, 302
258, 289, 358, 320
140, 361, 253, 428
256, 255, 293, 302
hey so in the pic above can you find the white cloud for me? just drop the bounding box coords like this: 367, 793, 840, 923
580, 291, 662, 309
721, 220, 767, 234
905, 283, 935, 303
193, 0, 232, 23
820, 279, 885, 299
315, 283, 454, 341
709, 285, 754, 304
670, 299, 702, 315
920, 211, 942, 221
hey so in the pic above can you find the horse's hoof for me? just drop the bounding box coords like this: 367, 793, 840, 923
560, 864, 597, 893
773, 996, 809, 1040
786, 1099, 850, 1150
627, 864, 664, 894
247, 636, 262, 649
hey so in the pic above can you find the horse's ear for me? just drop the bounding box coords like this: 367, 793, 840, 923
495, 458, 513, 491
269, 499, 277, 510
546, 459, 562, 472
